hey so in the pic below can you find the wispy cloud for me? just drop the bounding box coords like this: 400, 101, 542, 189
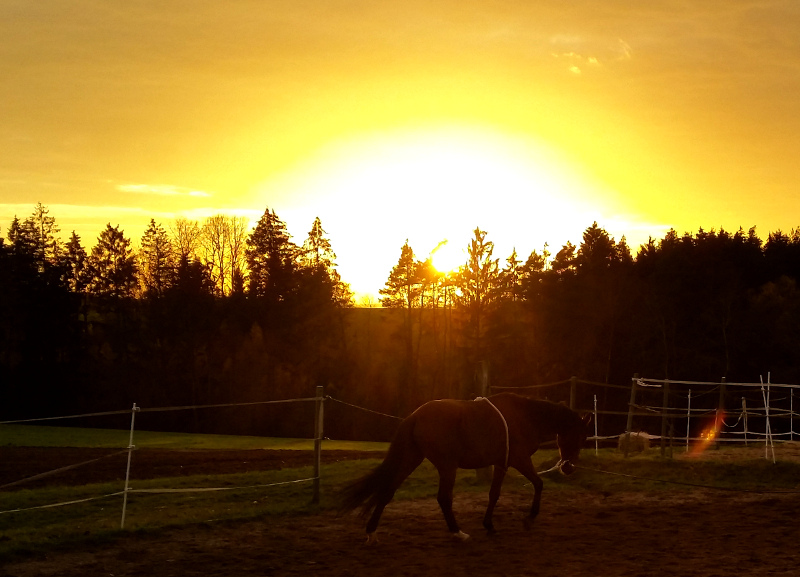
550, 36, 632, 73
117, 184, 212, 198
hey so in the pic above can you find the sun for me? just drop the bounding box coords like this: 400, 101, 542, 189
430, 240, 466, 274
252, 123, 619, 300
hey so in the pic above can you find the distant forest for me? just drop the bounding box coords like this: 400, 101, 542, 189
2, 203, 800, 440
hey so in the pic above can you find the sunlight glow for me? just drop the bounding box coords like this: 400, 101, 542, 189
252, 124, 631, 300
430, 240, 466, 274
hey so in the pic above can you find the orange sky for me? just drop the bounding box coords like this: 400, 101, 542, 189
2, 1, 799, 299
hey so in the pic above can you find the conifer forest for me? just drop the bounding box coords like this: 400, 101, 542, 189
2, 203, 800, 439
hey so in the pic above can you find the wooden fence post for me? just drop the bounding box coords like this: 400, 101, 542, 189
476, 361, 492, 483
312, 385, 324, 504
624, 374, 638, 458
715, 377, 726, 450
120, 403, 139, 529
660, 380, 670, 457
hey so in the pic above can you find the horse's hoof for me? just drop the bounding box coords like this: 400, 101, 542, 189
365, 532, 378, 545
483, 521, 496, 534
452, 530, 470, 541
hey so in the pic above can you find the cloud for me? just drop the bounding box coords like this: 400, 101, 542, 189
549, 35, 632, 72
616, 38, 633, 61
117, 184, 212, 198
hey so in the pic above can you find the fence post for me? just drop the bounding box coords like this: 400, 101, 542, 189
715, 377, 726, 450
742, 397, 748, 446
312, 385, 325, 504
120, 402, 139, 529
624, 374, 638, 458
569, 376, 577, 411
685, 389, 692, 452
660, 380, 670, 458
476, 362, 493, 483
593, 394, 598, 456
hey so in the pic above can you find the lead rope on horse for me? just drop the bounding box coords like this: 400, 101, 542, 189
475, 397, 509, 470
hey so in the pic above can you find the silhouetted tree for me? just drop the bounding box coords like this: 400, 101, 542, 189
0, 213, 80, 418
550, 241, 576, 275
171, 217, 202, 261
455, 227, 500, 379
139, 219, 175, 298
87, 224, 137, 298
61, 232, 90, 294
379, 240, 424, 409
246, 208, 298, 304
200, 215, 249, 296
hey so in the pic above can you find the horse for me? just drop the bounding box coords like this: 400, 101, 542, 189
339, 392, 592, 543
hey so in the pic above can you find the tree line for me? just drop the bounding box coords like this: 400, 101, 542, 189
2, 203, 800, 439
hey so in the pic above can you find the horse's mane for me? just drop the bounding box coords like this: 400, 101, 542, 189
498, 394, 581, 434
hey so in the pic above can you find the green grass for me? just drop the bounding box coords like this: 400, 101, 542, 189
0, 424, 388, 451
0, 457, 465, 561
4, 424, 800, 563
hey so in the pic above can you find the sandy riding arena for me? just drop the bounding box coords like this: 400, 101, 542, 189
4, 446, 800, 576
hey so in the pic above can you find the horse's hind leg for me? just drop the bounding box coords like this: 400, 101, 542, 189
482, 466, 506, 534
365, 451, 424, 541
435, 466, 468, 540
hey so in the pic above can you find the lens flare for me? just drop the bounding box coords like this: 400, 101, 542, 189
690, 412, 725, 456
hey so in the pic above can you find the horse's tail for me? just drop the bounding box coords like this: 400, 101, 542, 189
338, 415, 418, 518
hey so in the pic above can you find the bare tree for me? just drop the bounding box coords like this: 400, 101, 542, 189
170, 217, 202, 261
228, 216, 249, 295
199, 214, 249, 296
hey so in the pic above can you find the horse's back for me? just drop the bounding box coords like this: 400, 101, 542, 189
409, 399, 507, 469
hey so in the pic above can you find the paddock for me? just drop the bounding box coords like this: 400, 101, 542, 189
4, 460, 799, 577
4, 383, 800, 576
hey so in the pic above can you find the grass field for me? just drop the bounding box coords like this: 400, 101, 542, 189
0, 423, 389, 451
3, 424, 800, 563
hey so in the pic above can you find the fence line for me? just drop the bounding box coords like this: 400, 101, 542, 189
0, 397, 319, 426
0, 389, 327, 528
326, 396, 404, 420
491, 379, 570, 391
0, 449, 129, 490
4, 375, 800, 525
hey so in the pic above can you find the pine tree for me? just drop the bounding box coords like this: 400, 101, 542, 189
62, 231, 89, 293
29, 202, 62, 266
454, 227, 500, 365
6, 216, 37, 258
301, 217, 335, 271
379, 240, 420, 309
246, 208, 298, 302
87, 224, 138, 298
499, 248, 522, 301
298, 216, 352, 306
139, 219, 175, 298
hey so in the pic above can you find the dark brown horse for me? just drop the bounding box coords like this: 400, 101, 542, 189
339, 393, 592, 543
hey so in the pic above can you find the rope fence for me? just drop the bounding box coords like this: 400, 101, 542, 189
0, 391, 326, 527
3, 372, 800, 526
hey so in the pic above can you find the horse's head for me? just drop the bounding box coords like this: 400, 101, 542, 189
556, 413, 592, 475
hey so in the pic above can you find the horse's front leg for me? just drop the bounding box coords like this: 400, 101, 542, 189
482, 465, 506, 534
515, 459, 543, 530
436, 466, 469, 541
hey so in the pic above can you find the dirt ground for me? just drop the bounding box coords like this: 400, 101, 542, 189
3, 448, 800, 576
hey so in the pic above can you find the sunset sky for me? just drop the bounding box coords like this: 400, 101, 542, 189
2, 1, 799, 300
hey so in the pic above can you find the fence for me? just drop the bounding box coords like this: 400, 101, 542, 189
493, 374, 800, 461
3, 373, 799, 527
0, 387, 327, 528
